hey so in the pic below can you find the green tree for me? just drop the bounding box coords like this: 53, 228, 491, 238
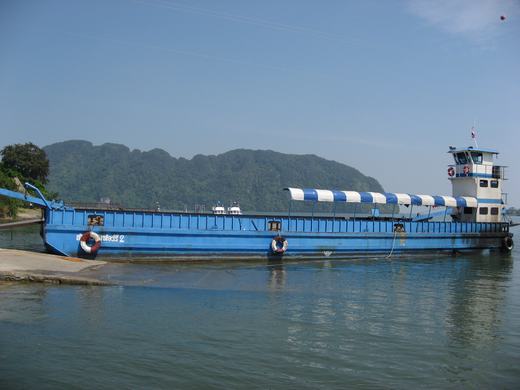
1, 142, 49, 184
0, 164, 20, 218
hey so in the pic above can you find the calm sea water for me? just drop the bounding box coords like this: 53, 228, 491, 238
1, 225, 520, 389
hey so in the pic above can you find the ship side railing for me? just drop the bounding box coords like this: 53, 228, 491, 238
46, 207, 509, 235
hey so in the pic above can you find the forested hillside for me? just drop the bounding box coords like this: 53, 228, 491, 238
44, 140, 386, 212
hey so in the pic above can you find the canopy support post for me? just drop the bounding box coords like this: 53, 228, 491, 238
443, 207, 448, 222
409, 204, 414, 219
311, 201, 315, 232
288, 200, 292, 232
332, 202, 337, 233
391, 204, 396, 221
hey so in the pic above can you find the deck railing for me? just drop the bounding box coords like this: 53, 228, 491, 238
48, 209, 509, 235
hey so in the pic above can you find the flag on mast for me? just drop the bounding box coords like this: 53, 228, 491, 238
471, 126, 478, 148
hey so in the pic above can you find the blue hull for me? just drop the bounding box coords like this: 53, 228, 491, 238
42, 208, 511, 260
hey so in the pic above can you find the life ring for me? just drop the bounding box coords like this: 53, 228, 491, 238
502, 236, 514, 252
80, 231, 101, 254
447, 167, 455, 177
463, 165, 470, 175
271, 236, 288, 254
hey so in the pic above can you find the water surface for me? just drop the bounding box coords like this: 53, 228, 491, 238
1, 225, 519, 388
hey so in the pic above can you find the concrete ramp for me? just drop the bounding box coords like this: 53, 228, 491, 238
0, 249, 108, 285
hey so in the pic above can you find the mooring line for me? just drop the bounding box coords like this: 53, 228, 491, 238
386, 229, 398, 259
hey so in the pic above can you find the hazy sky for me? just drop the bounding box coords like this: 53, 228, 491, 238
1, 0, 519, 205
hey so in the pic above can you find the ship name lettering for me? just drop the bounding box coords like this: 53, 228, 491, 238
74, 234, 125, 243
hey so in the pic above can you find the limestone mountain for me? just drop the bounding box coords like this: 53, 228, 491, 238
44, 140, 386, 212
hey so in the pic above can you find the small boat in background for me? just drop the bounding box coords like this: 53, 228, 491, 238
227, 202, 242, 215
211, 201, 241, 215
211, 202, 226, 215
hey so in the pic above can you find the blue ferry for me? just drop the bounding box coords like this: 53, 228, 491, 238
0, 146, 515, 260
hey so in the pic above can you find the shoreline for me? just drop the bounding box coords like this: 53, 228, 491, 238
0, 271, 112, 286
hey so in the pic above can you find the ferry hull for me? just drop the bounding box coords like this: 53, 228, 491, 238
42, 208, 512, 260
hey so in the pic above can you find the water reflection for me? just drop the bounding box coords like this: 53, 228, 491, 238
267, 261, 287, 291
72, 285, 126, 329
0, 225, 45, 252
0, 283, 48, 323
272, 253, 516, 386
446, 255, 513, 346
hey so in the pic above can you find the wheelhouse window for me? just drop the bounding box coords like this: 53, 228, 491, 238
471, 152, 483, 164
463, 207, 473, 215
455, 152, 468, 164
479, 207, 488, 215
490, 207, 499, 215
480, 179, 488, 187
490, 180, 499, 188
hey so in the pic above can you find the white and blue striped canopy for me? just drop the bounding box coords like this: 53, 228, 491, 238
285, 188, 478, 208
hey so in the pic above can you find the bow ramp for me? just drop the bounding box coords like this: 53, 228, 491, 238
0, 182, 67, 210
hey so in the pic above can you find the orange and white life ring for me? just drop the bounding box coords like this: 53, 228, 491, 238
463, 165, 470, 175
271, 236, 288, 254
80, 231, 101, 254
447, 167, 455, 177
